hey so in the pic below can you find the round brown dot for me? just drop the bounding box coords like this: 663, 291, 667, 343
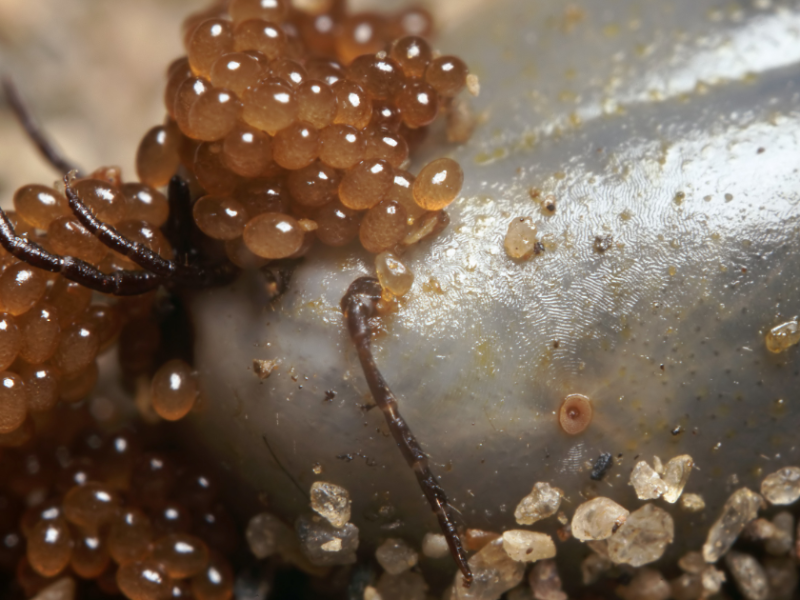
0, 313, 20, 371
396, 80, 439, 129
305, 58, 345, 86
339, 158, 393, 210
233, 19, 287, 60
194, 142, 240, 196
425, 55, 469, 97
19, 363, 59, 413
296, 79, 336, 129
243, 213, 304, 259
272, 121, 319, 170
190, 553, 234, 600
109, 509, 153, 566
46, 278, 91, 327
136, 123, 183, 189
558, 394, 593, 435
59, 360, 99, 404
332, 80, 372, 129
298, 13, 337, 56
364, 128, 409, 168
348, 55, 405, 100
359, 200, 408, 254
315, 202, 360, 247
187, 88, 243, 141
0, 372, 26, 434
193, 196, 248, 241
287, 161, 340, 207
335, 13, 385, 64
319, 123, 366, 170
17, 303, 60, 365
223, 123, 274, 178
52, 322, 99, 376
270, 57, 306, 87
188, 19, 234, 78
370, 99, 402, 131
174, 77, 212, 137
229, 0, 289, 24
165, 57, 193, 118
121, 183, 170, 228
390, 36, 432, 79
83, 303, 122, 353
152, 533, 209, 579
0, 262, 47, 317
70, 532, 110, 579
385, 169, 425, 223
117, 559, 174, 600
242, 77, 298, 135
13, 185, 70, 230
47, 216, 107, 264
238, 180, 290, 218
27, 516, 72, 577
63, 482, 120, 531
412, 157, 464, 211
210, 51, 265, 96
71, 179, 128, 225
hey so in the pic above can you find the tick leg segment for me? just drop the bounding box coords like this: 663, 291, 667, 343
341, 277, 473, 586
0, 209, 162, 295
2, 77, 80, 176
64, 175, 238, 289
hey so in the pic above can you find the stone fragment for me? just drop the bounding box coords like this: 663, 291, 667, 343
421, 532, 449, 559
702, 487, 764, 563
725, 552, 769, 600
765, 320, 800, 353
375, 571, 428, 600
309, 481, 351, 528
679, 493, 705, 512
607, 503, 674, 567
451, 538, 525, 600
529, 559, 567, 600
763, 557, 798, 600
743, 518, 777, 541
246, 512, 293, 559
699, 567, 726, 598
31, 577, 76, 600
514, 482, 562, 525
616, 568, 671, 600
630, 461, 666, 500
375, 538, 418, 575
765, 511, 794, 556
760, 466, 800, 505
652, 456, 664, 476
661, 454, 693, 503
501, 530, 556, 563
295, 514, 359, 566
571, 497, 630, 541
464, 528, 500, 551
581, 552, 612, 585
504, 217, 538, 260
670, 573, 702, 600
678, 551, 705, 574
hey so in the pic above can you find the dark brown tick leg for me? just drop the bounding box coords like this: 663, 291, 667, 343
341, 277, 473, 587
2, 77, 80, 176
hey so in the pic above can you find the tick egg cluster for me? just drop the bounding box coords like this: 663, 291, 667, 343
138, 0, 471, 298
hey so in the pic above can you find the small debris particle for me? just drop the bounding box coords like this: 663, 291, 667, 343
678, 551, 706, 574
336, 454, 353, 462
662, 454, 693, 503
630, 460, 667, 500
323, 390, 336, 402
571, 497, 630, 541
607, 504, 674, 567
757, 147, 765, 154
590, 453, 613, 481
421, 532, 449, 559
760, 466, 800, 505
725, 552, 769, 600
702, 487, 764, 563
616, 568, 671, 600
504, 216, 538, 259
501, 530, 556, 563
466, 73, 480, 97
310, 481, 351, 528
312, 463, 323, 475
529, 559, 567, 600
725, 193, 734, 201
679, 493, 705, 512
514, 482, 563, 525
765, 321, 800, 353
541, 194, 557, 213
674, 191, 685, 205
451, 539, 525, 599
295, 514, 359, 566
253, 359, 280, 379
375, 538, 419, 575
594, 235, 613, 253
671, 425, 683, 436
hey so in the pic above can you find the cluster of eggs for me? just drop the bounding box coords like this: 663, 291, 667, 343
136, 0, 472, 297
1, 409, 238, 600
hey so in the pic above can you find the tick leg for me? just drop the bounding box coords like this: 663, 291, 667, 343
341, 277, 473, 586
2, 77, 80, 176
64, 175, 238, 289
0, 208, 161, 295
